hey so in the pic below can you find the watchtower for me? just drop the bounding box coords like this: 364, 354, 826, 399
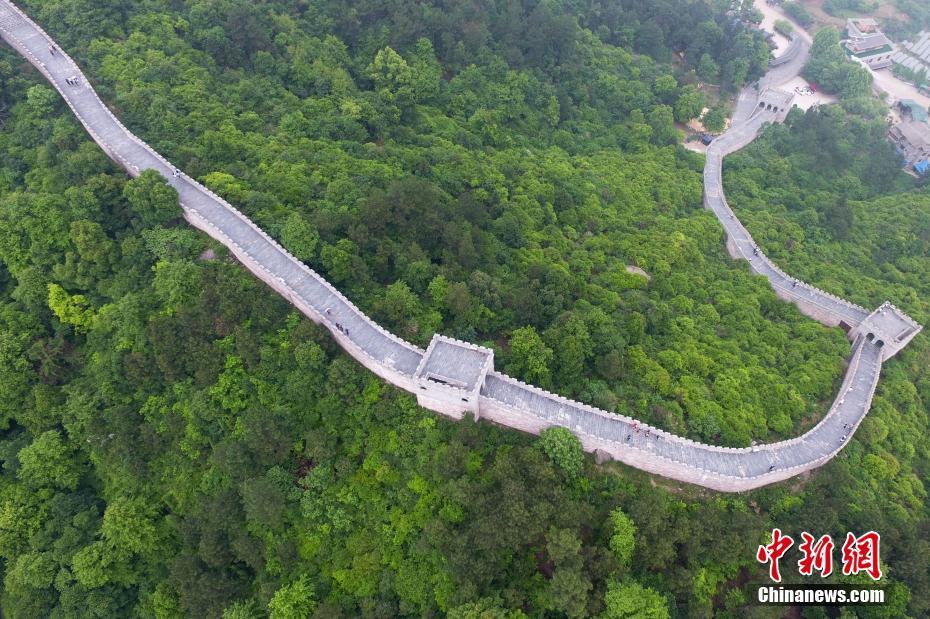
413, 335, 494, 419
852, 302, 922, 359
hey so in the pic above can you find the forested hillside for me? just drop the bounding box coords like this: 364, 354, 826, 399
724, 102, 930, 616
0, 0, 927, 617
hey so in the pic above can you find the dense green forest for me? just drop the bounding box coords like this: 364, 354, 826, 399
0, 0, 928, 617
725, 103, 927, 317
803, 27, 873, 100
723, 102, 930, 616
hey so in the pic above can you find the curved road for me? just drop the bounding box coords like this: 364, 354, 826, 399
0, 1, 920, 491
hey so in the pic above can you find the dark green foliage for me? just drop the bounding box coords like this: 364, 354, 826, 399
726, 100, 930, 616
803, 27, 873, 99
122, 170, 181, 232
725, 104, 916, 282
783, 2, 814, 27
539, 427, 584, 480
0, 1, 928, 617
889, 0, 930, 37
702, 106, 727, 133
823, 0, 877, 17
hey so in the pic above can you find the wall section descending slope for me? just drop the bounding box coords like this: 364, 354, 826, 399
0, 0, 920, 492
0, 0, 429, 399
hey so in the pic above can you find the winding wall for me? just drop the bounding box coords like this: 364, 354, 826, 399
0, 1, 920, 492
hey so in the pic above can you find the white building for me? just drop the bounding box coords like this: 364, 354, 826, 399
844, 18, 894, 69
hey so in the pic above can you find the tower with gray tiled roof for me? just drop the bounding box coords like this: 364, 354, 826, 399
414, 335, 494, 418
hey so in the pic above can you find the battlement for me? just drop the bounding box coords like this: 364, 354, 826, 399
2, 0, 918, 492
413, 335, 494, 418
852, 302, 923, 359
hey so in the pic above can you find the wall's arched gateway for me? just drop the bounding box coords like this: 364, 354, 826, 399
752, 87, 796, 122
0, 0, 921, 492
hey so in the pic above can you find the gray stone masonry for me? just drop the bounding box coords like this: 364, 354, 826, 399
0, 1, 921, 492
413, 335, 493, 418
753, 88, 795, 121
769, 35, 804, 68
852, 302, 921, 360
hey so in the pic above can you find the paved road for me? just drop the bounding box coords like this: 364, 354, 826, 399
0, 1, 914, 491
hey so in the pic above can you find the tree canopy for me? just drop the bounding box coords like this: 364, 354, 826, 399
0, 0, 927, 617
803, 27, 873, 100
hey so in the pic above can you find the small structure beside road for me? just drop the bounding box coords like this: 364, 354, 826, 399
888, 120, 930, 175
896, 99, 929, 124
891, 31, 930, 78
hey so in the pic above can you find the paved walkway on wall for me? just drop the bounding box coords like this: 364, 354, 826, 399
704, 71, 872, 329
0, 1, 920, 492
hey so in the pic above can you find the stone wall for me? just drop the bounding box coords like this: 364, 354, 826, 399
477, 336, 883, 493
183, 207, 424, 396
769, 35, 803, 67
0, 0, 913, 494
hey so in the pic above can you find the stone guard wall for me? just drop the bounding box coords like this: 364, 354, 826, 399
0, 0, 916, 493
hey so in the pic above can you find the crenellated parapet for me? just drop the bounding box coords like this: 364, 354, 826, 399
413, 335, 494, 418
0, 0, 920, 492
852, 302, 923, 360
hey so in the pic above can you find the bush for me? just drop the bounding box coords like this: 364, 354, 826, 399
774, 19, 794, 37
539, 427, 585, 479
783, 2, 813, 26
702, 106, 728, 133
